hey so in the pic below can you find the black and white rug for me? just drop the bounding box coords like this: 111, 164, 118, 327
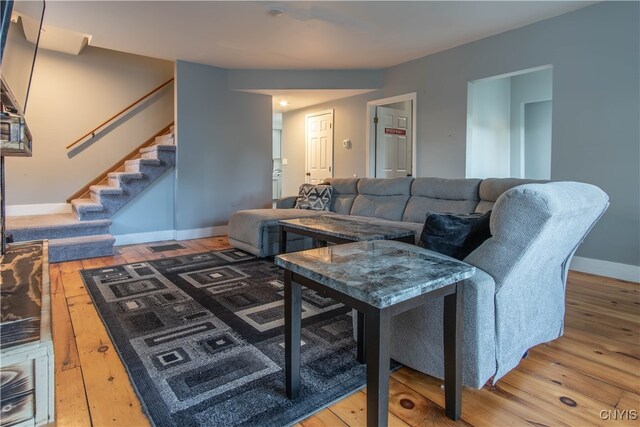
81, 249, 366, 426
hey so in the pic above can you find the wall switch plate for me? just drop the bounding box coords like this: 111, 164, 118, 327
282, 158, 288, 165
343, 139, 352, 149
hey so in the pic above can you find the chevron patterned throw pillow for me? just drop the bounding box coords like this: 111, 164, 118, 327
294, 184, 334, 211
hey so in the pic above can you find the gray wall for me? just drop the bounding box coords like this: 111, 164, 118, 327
4, 24, 175, 205
5, 2, 637, 265
110, 170, 175, 235
280, 2, 639, 266
175, 61, 272, 231
281, 91, 382, 196
382, 1, 639, 265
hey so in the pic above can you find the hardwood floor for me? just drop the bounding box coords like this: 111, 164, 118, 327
50, 237, 640, 426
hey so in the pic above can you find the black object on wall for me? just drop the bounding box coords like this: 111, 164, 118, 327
0, 0, 11, 256
0, 0, 45, 255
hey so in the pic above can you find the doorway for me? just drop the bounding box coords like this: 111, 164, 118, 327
465, 65, 553, 179
366, 93, 417, 178
305, 110, 334, 184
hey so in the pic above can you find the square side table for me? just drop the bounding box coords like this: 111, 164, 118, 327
275, 240, 475, 427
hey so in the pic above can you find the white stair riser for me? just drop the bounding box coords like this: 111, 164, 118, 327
155, 134, 175, 144
90, 190, 123, 203
106, 176, 142, 187
125, 163, 140, 173
125, 159, 162, 173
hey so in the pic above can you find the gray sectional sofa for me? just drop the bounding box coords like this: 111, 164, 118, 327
229, 177, 539, 257
227, 176, 609, 387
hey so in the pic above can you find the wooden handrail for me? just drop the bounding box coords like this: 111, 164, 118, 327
66, 78, 174, 150
66, 122, 173, 202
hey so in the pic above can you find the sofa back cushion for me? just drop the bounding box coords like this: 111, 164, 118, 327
403, 178, 481, 223
475, 178, 548, 213
294, 184, 333, 211
350, 177, 413, 221
322, 177, 360, 214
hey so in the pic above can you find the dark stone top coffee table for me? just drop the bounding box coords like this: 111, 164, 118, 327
275, 240, 476, 427
278, 215, 415, 254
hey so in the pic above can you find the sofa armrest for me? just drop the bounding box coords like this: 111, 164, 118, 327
384, 268, 497, 388
276, 196, 297, 209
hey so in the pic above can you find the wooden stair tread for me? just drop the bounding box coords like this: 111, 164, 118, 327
90, 185, 123, 194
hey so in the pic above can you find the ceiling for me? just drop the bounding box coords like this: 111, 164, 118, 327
14, 1, 596, 70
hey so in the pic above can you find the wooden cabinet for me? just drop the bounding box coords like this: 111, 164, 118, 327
0, 241, 54, 427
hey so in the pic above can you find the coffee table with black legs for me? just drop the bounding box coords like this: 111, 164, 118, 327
278, 215, 416, 255
275, 240, 475, 427
278, 215, 417, 364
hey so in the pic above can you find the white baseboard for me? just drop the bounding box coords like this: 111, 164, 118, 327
175, 226, 227, 241
114, 230, 176, 246
7, 203, 72, 216
570, 256, 640, 283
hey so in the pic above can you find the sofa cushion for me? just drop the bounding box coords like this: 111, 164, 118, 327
403, 178, 481, 223
475, 178, 547, 213
322, 178, 359, 214
275, 196, 297, 209
227, 209, 330, 249
418, 211, 492, 260
294, 184, 333, 211
351, 177, 413, 221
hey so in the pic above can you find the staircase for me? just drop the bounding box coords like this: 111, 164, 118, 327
6, 124, 176, 263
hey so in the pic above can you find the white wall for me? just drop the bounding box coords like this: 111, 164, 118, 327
272, 112, 282, 130
523, 100, 553, 179
466, 77, 511, 178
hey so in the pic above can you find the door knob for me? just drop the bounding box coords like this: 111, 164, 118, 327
306, 172, 311, 176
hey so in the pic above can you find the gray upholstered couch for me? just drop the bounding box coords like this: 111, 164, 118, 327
227, 177, 609, 387
229, 177, 532, 257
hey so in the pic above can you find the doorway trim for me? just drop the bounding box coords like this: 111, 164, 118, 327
365, 93, 417, 178
305, 109, 334, 183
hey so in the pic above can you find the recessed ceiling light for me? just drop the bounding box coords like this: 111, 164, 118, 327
279, 100, 289, 107
267, 7, 286, 18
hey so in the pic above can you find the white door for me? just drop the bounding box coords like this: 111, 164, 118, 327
375, 103, 412, 178
306, 110, 334, 184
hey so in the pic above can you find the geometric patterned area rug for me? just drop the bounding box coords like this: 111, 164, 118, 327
80, 249, 366, 426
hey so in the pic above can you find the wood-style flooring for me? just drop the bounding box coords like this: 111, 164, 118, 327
50, 237, 640, 426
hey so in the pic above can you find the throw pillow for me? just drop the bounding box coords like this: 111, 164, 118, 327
418, 211, 492, 260
294, 184, 333, 211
